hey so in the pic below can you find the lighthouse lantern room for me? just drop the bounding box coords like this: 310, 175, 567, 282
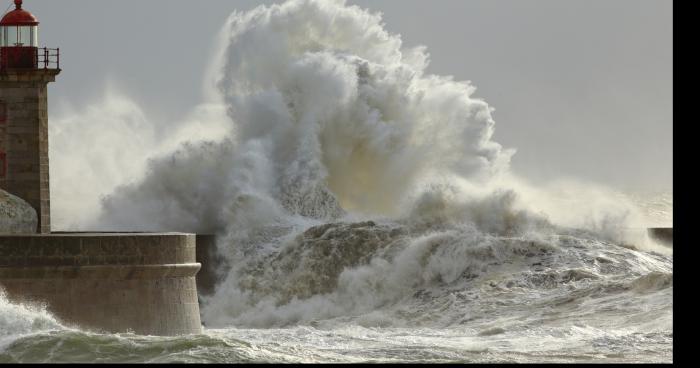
0, 0, 41, 68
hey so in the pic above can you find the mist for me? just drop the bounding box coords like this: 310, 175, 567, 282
33, 0, 671, 198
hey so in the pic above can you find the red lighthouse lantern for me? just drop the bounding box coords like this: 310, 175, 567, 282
0, 0, 39, 68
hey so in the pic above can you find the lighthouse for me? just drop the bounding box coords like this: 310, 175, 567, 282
0, 0, 59, 233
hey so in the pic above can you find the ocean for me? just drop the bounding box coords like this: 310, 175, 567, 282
2, 0, 672, 363
0, 189, 673, 363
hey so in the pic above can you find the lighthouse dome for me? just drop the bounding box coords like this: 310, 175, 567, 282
0, 0, 38, 26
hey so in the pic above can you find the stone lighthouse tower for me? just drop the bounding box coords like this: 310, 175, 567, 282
0, 0, 59, 233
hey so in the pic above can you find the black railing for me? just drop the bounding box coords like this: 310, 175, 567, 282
37, 47, 60, 69
0, 47, 59, 70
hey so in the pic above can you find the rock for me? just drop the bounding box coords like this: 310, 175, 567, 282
0, 189, 37, 233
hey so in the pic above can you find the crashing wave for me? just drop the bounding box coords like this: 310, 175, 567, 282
41, 0, 671, 332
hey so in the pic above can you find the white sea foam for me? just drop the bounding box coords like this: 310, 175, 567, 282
0, 292, 65, 355
35, 0, 671, 362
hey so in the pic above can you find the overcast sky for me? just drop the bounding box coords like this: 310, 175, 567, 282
27, 0, 672, 194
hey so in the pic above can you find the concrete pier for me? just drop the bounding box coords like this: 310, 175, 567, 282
0, 233, 202, 336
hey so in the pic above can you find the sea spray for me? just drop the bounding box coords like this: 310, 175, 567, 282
36, 0, 672, 361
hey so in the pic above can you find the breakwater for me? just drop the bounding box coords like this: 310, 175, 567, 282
0, 233, 202, 336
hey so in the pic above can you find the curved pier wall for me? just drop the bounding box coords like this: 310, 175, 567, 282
0, 233, 202, 336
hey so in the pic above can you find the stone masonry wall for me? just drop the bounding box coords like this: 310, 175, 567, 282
0, 233, 202, 336
0, 70, 58, 234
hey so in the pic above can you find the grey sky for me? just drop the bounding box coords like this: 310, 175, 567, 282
28, 0, 672, 193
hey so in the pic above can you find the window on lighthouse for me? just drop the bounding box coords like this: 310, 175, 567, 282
0, 25, 37, 46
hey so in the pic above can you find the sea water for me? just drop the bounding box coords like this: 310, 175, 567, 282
2, 0, 671, 363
